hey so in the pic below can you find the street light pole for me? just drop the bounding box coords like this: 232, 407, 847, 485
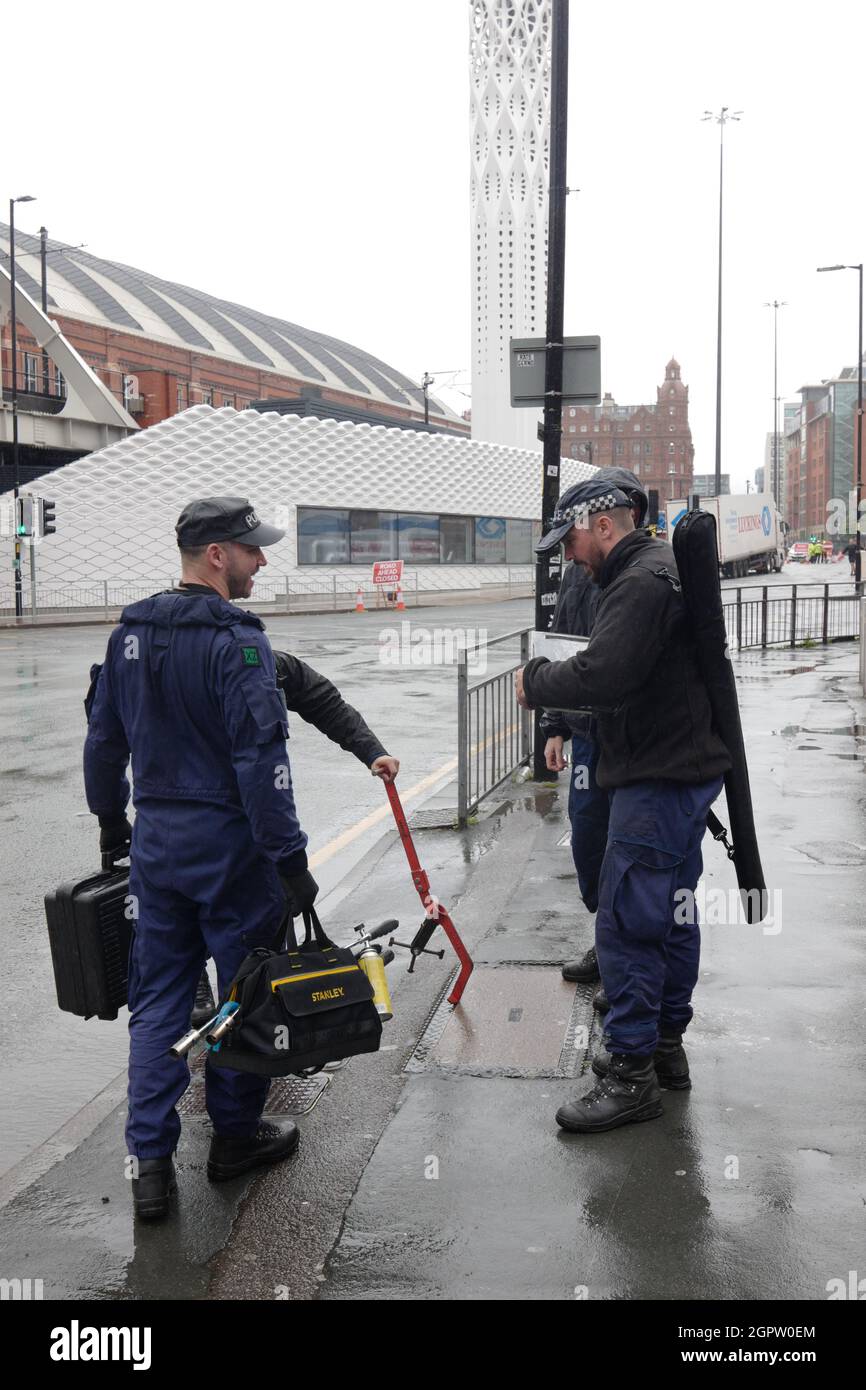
703, 108, 741, 497
817, 263, 863, 591
8, 194, 36, 619
764, 300, 787, 509
421, 371, 434, 427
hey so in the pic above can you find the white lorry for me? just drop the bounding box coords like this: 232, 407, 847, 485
664, 494, 786, 578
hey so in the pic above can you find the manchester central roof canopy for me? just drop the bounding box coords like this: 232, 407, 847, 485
0, 223, 456, 423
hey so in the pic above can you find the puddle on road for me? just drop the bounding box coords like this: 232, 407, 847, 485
797, 1149, 832, 1171
781, 725, 866, 738
736, 666, 817, 682
790, 841, 866, 866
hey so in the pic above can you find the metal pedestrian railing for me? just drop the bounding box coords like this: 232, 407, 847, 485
457, 583, 862, 823
722, 582, 860, 649
0, 568, 534, 622
457, 627, 532, 825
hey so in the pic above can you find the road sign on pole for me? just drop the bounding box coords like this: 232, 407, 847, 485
510, 335, 601, 408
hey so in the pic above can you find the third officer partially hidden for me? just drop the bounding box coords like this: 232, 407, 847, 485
515, 477, 730, 1134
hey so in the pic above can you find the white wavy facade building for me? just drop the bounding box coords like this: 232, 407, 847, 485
470, 0, 550, 451
2, 406, 593, 608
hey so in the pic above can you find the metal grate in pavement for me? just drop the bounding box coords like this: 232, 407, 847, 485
404, 964, 599, 1079
177, 1059, 330, 1118
407, 807, 459, 830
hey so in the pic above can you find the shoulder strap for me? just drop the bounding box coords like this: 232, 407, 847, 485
626, 557, 682, 593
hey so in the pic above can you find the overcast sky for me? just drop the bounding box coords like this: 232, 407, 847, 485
5, 0, 863, 494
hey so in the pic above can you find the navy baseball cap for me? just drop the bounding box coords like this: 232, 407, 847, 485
175, 497, 285, 549
535, 478, 632, 554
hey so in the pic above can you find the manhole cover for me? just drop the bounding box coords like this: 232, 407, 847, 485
405, 965, 598, 1079
408, 808, 458, 830
177, 1058, 330, 1118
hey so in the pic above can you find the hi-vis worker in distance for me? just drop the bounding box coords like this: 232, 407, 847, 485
84, 497, 398, 1219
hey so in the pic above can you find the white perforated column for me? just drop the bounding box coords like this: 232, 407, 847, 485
470, 0, 550, 451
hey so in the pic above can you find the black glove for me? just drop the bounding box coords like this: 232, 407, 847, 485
279, 869, 319, 918
98, 815, 133, 860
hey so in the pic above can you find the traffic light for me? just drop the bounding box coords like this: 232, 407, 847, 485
38, 497, 56, 538
15, 496, 34, 537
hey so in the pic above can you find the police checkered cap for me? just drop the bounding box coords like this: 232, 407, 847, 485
551, 488, 630, 526
536, 480, 632, 553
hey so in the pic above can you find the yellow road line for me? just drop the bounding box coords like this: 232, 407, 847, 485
308, 757, 458, 868
308, 717, 524, 869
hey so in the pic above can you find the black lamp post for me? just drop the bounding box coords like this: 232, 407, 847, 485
817, 263, 863, 591
8, 194, 36, 619
421, 371, 434, 426
764, 300, 787, 510
703, 108, 741, 497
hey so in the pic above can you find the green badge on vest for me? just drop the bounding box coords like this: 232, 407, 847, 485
241, 646, 260, 666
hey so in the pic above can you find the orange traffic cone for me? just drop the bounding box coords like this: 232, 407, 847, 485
395, 584, 405, 611
355, 586, 365, 613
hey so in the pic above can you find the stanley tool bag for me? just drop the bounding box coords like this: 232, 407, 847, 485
208, 907, 382, 1076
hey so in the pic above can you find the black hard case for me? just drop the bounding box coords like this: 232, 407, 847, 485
45, 867, 132, 1020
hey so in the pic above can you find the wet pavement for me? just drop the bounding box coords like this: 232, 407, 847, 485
0, 600, 527, 1179
0, 613, 864, 1301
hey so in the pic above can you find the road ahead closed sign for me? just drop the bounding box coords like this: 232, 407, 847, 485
372, 560, 403, 586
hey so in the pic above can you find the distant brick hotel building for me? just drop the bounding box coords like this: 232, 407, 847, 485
560, 358, 695, 505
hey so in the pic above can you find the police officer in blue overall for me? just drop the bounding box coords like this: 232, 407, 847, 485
84, 498, 335, 1217
540, 470, 649, 1002
515, 478, 730, 1132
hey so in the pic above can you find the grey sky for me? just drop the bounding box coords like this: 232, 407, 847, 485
5, 0, 863, 495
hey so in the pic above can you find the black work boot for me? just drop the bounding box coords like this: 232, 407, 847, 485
652, 1035, 691, 1090
207, 1120, 300, 1182
561, 945, 601, 984
592, 986, 610, 1014
131, 1157, 176, 1220
555, 1054, 663, 1133
191, 968, 217, 1029
592, 1035, 691, 1091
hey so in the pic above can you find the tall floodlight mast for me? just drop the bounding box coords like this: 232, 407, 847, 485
470, 0, 551, 449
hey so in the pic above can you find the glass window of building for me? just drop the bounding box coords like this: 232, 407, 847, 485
350, 510, 398, 562
398, 513, 439, 564
440, 516, 474, 564
297, 508, 350, 564
24, 353, 39, 392
55, 367, 66, 397
506, 518, 533, 564
475, 516, 507, 563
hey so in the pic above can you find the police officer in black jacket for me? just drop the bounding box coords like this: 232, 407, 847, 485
540, 470, 649, 996
515, 478, 730, 1133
